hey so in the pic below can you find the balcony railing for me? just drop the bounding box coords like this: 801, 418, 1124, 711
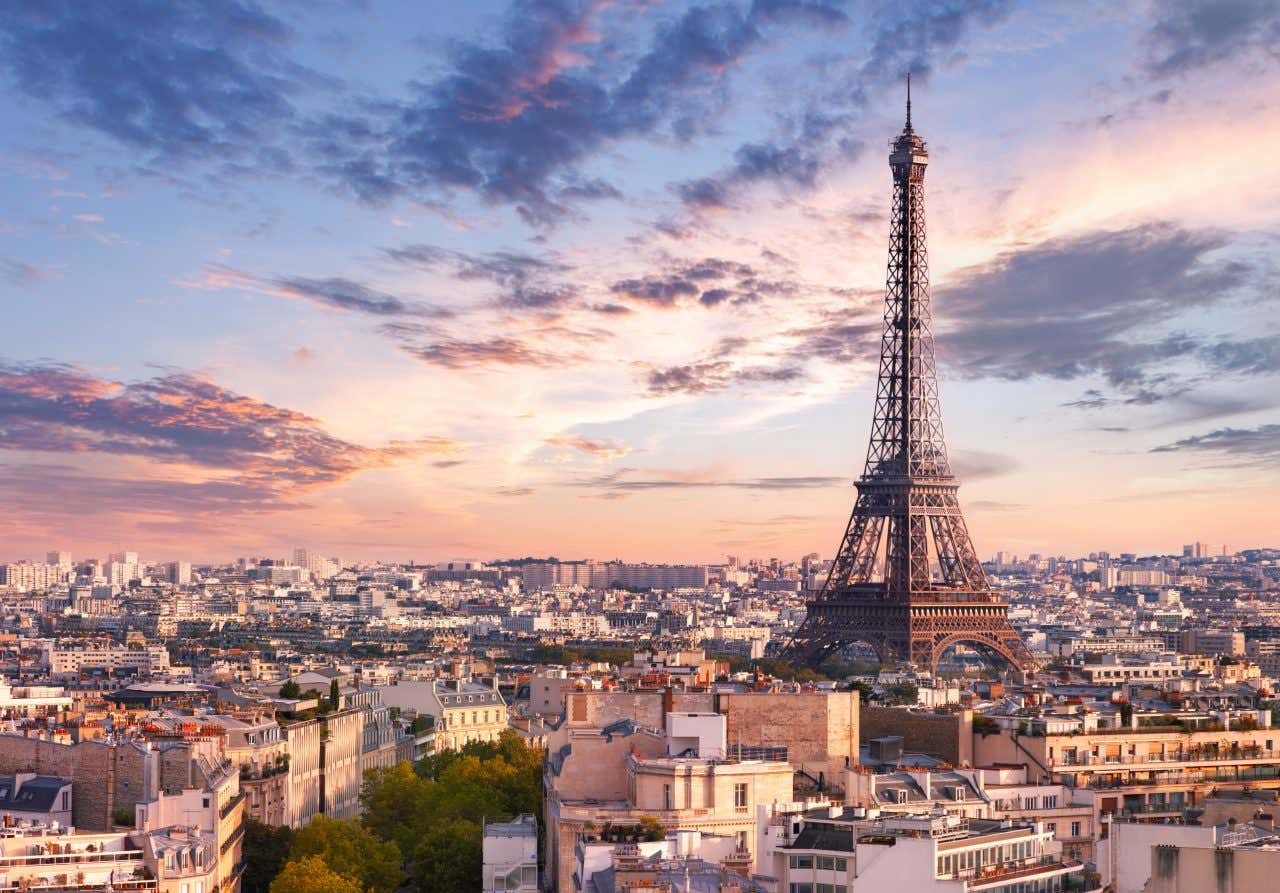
0, 851, 145, 868
219, 791, 246, 820
0, 883, 156, 893
946, 857, 1082, 887
1054, 748, 1280, 768
1081, 765, 1280, 789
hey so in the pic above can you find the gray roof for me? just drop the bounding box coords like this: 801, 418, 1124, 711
0, 775, 68, 812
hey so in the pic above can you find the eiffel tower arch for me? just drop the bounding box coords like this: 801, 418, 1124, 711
784, 82, 1035, 677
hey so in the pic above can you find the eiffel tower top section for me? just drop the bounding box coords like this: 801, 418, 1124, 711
863, 76, 950, 484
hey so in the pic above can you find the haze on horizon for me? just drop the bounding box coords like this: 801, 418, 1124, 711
2, 0, 1278, 564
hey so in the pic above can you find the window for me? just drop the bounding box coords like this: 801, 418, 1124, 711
789, 885, 813, 893
735, 783, 749, 808
834, 858, 847, 872
817, 856, 835, 870
1046, 822, 1057, 833
663, 784, 673, 810
1044, 795, 1058, 808
817, 885, 835, 893
789, 855, 814, 870
1071, 821, 1082, 838
60, 791, 69, 811
737, 831, 749, 851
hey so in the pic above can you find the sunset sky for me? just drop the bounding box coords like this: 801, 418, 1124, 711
2, 0, 1278, 563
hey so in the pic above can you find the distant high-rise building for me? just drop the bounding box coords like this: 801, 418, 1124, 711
166, 560, 192, 585
295, 548, 340, 581
0, 562, 64, 591
46, 550, 71, 568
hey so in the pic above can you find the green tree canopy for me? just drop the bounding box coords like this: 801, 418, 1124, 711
411, 818, 483, 893
269, 856, 361, 893
290, 815, 401, 893
242, 819, 294, 893
358, 731, 545, 893
279, 679, 301, 699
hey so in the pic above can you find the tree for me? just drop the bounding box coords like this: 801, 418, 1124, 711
269, 856, 361, 893
329, 678, 341, 710
845, 680, 875, 702
883, 682, 919, 706
243, 820, 294, 893
412, 819, 482, 893
360, 732, 546, 893
290, 815, 401, 893
279, 679, 301, 699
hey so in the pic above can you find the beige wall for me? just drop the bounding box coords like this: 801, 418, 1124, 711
562, 689, 858, 782
861, 706, 971, 766
1150, 842, 1279, 893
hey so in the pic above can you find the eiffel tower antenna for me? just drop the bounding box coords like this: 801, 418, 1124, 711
783, 89, 1035, 677
906, 72, 912, 131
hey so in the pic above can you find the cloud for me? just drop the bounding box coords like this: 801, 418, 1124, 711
1199, 335, 1280, 376
609, 256, 786, 309
787, 320, 882, 366
273, 276, 426, 317
1150, 424, 1280, 465
569, 465, 843, 496
384, 243, 576, 312
967, 499, 1027, 511
2, 259, 51, 288
1142, 0, 1280, 78
645, 359, 803, 396
399, 335, 567, 369
672, 0, 1011, 210
309, 0, 854, 223
934, 223, 1254, 397
544, 434, 630, 458
949, 449, 1021, 482
180, 264, 451, 319
0, 1, 313, 164
494, 486, 536, 497
0, 362, 459, 513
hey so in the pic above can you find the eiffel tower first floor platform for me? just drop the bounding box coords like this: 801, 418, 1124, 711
784, 592, 1037, 677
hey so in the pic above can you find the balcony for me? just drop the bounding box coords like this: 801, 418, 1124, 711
1082, 765, 1280, 789
0, 851, 146, 869
219, 791, 247, 820
0, 882, 156, 892
1053, 748, 1280, 769
946, 857, 1083, 889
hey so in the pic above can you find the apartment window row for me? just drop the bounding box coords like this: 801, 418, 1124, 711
788, 885, 847, 893
788, 855, 848, 871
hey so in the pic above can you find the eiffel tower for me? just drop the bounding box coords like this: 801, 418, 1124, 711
785, 82, 1035, 676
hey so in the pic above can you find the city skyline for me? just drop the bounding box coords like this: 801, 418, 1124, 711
3, 1, 1280, 561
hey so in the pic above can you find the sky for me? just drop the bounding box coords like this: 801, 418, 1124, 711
1, 0, 1278, 564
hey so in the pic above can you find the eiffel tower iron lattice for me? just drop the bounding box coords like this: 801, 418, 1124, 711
784, 85, 1035, 676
